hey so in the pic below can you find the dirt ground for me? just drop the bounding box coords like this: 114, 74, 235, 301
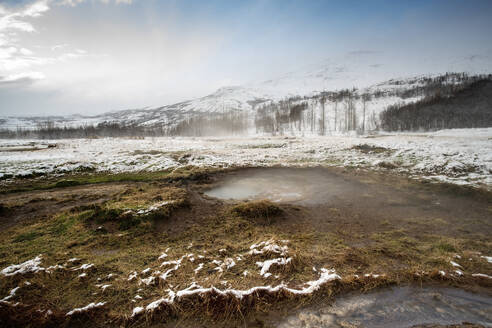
0, 166, 491, 327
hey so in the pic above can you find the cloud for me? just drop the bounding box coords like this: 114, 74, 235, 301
0, 71, 45, 86
19, 47, 33, 55
22, 0, 50, 17
0, 1, 50, 75
58, 0, 84, 6
58, 0, 133, 6
51, 43, 68, 51
0, 0, 49, 34
0, 0, 96, 87
0, 0, 50, 54
57, 51, 90, 61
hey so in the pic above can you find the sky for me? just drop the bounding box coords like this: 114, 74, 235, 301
0, 0, 491, 116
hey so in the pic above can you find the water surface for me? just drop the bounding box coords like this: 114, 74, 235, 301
205, 168, 361, 205
275, 286, 492, 328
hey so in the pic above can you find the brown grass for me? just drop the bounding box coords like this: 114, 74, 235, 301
230, 200, 283, 225
1, 168, 491, 327
352, 144, 392, 154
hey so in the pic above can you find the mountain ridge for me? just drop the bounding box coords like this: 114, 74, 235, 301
1, 53, 492, 133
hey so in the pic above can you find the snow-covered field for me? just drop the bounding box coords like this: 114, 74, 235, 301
1, 128, 491, 188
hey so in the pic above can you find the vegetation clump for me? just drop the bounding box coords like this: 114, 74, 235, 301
54, 179, 81, 188
352, 144, 391, 154
230, 200, 283, 225
0, 203, 7, 215
243, 143, 287, 149
377, 161, 398, 169
83, 186, 189, 230
85, 205, 139, 230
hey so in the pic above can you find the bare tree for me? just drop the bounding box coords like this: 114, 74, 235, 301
320, 96, 326, 135
334, 99, 338, 132
362, 93, 372, 132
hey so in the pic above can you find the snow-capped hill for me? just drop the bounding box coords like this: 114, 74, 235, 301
1, 53, 491, 135
252, 53, 385, 97
253, 52, 492, 97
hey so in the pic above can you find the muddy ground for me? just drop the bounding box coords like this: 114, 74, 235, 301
0, 166, 491, 327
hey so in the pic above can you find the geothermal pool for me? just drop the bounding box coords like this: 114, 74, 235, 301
275, 286, 492, 328
204, 167, 364, 205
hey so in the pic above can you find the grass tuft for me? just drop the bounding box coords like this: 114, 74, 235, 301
54, 180, 81, 188
352, 144, 391, 154
13, 231, 43, 243
230, 200, 283, 225
433, 241, 457, 253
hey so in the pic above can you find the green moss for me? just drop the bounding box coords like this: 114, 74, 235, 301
1, 170, 173, 194
50, 213, 79, 236
433, 241, 457, 253
13, 231, 43, 243
117, 212, 141, 230
54, 179, 81, 188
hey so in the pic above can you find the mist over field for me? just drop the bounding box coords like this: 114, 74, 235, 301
0, 1, 491, 327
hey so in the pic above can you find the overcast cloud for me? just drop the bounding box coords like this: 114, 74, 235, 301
0, 0, 491, 116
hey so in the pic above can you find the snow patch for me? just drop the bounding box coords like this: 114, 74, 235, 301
194, 263, 204, 274
249, 240, 289, 256
450, 261, 462, 268
131, 306, 144, 317
140, 276, 156, 286
73, 263, 94, 271
1, 256, 43, 277
481, 256, 492, 264
256, 258, 292, 277
128, 271, 138, 281
143, 268, 340, 314
66, 302, 106, 316
472, 273, 492, 279
1, 287, 20, 302
137, 200, 175, 215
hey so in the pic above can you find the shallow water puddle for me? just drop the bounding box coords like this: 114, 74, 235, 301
205, 168, 362, 205
274, 286, 492, 328
204, 167, 491, 236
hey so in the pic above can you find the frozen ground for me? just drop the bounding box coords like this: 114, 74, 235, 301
0, 128, 491, 189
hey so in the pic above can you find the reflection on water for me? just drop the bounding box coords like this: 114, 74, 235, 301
275, 286, 492, 328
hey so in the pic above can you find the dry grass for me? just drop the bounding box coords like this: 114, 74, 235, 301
0, 169, 491, 327
351, 144, 392, 154
230, 200, 283, 225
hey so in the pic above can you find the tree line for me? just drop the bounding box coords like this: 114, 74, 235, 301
380, 75, 492, 131
1, 73, 491, 138
0, 112, 250, 139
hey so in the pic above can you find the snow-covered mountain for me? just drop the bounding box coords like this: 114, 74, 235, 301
1, 53, 491, 135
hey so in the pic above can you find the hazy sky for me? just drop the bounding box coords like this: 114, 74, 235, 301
0, 0, 491, 116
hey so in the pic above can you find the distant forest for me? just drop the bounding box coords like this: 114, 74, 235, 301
254, 73, 492, 134
379, 76, 492, 131
0, 112, 250, 139
1, 73, 491, 139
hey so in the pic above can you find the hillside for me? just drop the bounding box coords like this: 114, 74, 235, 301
380, 78, 492, 131
1, 54, 492, 137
